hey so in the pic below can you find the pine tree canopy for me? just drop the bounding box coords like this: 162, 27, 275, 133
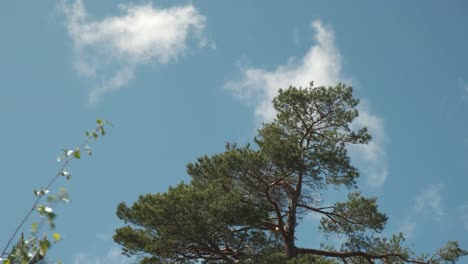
114, 83, 467, 264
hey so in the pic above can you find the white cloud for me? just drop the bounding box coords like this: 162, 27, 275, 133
74, 247, 131, 264
415, 184, 444, 222
225, 20, 388, 187
458, 202, 468, 231
61, 0, 211, 103
226, 20, 344, 122
348, 101, 389, 188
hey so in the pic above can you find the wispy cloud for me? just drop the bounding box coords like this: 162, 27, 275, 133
458, 202, 468, 231
292, 26, 301, 47
459, 78, 468, 101
415, 183, 444, 222
225, 20, 388, 188
397, 184, 445, 239
60, 0, 211, 103
399, 217, 416, 239
440, 78, 468, 118
74, 247, 131, 264
460, 78, 468, 92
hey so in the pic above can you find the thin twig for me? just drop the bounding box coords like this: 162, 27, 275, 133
1, 123, 104, 258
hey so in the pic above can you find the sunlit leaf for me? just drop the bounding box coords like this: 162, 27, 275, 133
53, 233, 61, 242
39, 239, 51, 255
36, 205, 45, 215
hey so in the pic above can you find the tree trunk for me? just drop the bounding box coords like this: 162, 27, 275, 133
285, 172, 303, 259
285, 233, 296, 259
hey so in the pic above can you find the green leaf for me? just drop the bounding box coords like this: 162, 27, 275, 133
47, 211, 56, 221
3, 259, 11, 264
39, 239, 51, 255
53, 233, 61, 242
96, 119, 104, 126
31, 222, 38, 233
36, 205, 46, 215
47, 195, 58, 203
73, 149, 81, 159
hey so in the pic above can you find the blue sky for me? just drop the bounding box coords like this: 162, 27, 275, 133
1, 0, 467, 263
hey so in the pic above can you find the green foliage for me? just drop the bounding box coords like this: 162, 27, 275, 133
115, 182, 279, 263
436, 241, 468, 264
3, 233, 48, 264
113, 83, 467, 264
320, 192, 387, 236
1, 120, 110, 264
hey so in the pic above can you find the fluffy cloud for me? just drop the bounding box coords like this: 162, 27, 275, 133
225, 20, 388, 187
226, 20, 344, 122
61, 0, 211, 103
348, 101, 389, 188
